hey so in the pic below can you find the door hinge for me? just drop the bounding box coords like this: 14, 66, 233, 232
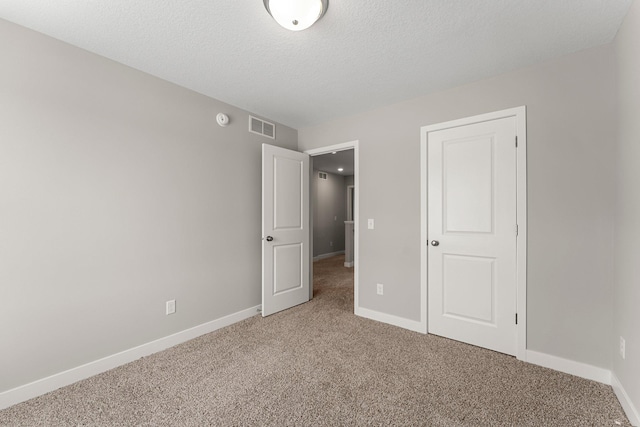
516, 224, 519, 236
515, 136, 518, 148
515, 313, 518, 325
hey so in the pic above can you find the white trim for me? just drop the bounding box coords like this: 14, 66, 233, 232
0, 305, 260, 410
612, 373, 640, 426
420, 130, 429, 335
356, 307, 426, 334
305, 141, 356, 156
313, 250, 345, 261
526, 350, 611, 385
515, 107, 528, 362
305, 141, 359, 316
420, 106, 527, 360
344, 261, 354, 268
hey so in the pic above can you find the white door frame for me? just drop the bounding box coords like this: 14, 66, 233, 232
305, 141, 359, 312
420, 107, 527, 361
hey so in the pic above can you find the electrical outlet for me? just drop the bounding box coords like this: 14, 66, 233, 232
377, 283, 384, 295
330, 241, 333, 247
166, 300, 176, 315
368, 219, 375, 229
620, 336, 626, 359
334, 215, 337, 221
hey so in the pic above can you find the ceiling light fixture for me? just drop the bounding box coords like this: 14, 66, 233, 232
338, 168, 344, 172
263, 0, 328, 31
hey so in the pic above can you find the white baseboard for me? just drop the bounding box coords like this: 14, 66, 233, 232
344, 261, 354, 268
0, 305, 260, 411
525, 352, 638, 425
313, 250, 345, 261
354, 312, 610, 385
355, 306, 427, 334
612, 373, 640, 426
4, 305, 636, 426
525, 350, 611, 385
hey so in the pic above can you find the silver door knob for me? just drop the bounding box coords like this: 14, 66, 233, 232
266, 236, 274, 242
430, 240, 439, 246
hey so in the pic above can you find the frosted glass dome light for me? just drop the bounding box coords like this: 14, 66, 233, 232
264, 0, 328, 31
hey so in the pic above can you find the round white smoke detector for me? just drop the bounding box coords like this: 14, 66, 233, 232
216, 113, 229, 127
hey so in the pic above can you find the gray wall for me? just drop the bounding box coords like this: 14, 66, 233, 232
312, 170, 346, 257
0, 19, 297, 393
299, 45, 617, 369
613, 0, 640, 415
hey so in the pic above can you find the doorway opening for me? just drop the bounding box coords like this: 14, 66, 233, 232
305, 141, 359, 313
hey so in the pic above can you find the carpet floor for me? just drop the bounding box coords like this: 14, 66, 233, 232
0, 255, 631, 426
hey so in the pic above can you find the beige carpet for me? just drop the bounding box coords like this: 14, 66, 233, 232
0, 255, 631, 426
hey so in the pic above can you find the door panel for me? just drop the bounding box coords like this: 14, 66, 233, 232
262, 144, 309, 317
274, 156, 303, 230
444, 136, 494, 233
443, 254, 495, 324
428, 117, 516, 355
273, 243, 303, 295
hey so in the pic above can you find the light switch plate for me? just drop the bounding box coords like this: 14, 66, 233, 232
166, 300, 176, 315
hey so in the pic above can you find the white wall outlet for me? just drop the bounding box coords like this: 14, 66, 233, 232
368, 219, 375, 229
376, 283, 384, 295
166, 300, 176, 315
619, 336, 626, 359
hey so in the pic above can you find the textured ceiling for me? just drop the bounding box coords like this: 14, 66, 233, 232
0, 1, 632, 129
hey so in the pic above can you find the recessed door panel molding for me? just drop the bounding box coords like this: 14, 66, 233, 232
421, 107, 527, 358
262, 144, 310, 317
443, 135, 494, 234
442, 254, 496, 325
273, 156, 303, 230
273, 243, 303, 295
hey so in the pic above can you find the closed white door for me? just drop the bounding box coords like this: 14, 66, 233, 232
262, 144, 310, 317
428, 117, 517, 355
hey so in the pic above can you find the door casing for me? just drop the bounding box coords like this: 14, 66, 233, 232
305, 141, 359, 310
420, 106, 527, 361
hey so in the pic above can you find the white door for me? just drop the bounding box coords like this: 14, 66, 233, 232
262, 144, 310, 317
428, 117, 517, 355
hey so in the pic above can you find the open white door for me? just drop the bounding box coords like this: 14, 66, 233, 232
427, 116, 518, 356
262, 144, 310, 317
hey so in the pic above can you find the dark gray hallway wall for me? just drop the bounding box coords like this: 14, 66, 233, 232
345, 175, 355, 221
312, 171, 346, 257
0, 19, 297, 393
299, 45, 617, 370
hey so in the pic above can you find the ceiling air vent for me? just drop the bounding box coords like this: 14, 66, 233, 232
249, 115, 276, 139
318, 172, 327, 180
